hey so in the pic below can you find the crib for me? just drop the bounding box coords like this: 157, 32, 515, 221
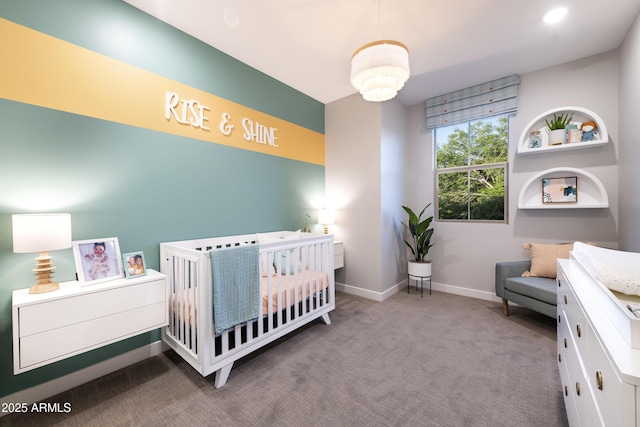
160, 231, 335, 388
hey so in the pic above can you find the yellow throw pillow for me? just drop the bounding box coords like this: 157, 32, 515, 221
522, 243, 573, 279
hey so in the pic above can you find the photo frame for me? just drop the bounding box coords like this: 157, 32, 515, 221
73, 237, 124, 285
123, 251, 147, 278
542, 176, 577, 204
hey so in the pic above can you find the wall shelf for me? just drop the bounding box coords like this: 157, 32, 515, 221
518, 167, 609, 209
517, 106, 608, 155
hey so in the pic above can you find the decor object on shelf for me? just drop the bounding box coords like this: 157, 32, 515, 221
542, 176, 577, 204
73, 237, 124, 285
545, 112, 573, 145
318, 208, 335, 234
580, 120, 598, 141
518, 167, 608, 209
517, 106, 608, 155
12, 213, 72, 294
401, 203, 434, 277
529, 129, 542, 148
350, 1, 409, 102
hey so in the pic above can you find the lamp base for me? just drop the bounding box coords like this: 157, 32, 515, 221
28, 251, 60, 294
29, 282, 60, 294
324, 226, 329, 234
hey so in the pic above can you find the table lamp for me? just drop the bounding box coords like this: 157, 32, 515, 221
12, 213, 72, 294
318, 209, 335, 234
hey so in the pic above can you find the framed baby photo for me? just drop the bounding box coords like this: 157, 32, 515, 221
73, 237, 124, 286
123, 251, 147, 278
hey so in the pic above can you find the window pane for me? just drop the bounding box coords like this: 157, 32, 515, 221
435, 123, 468, 169
470, 168, 505, 220
469, 116, 509, 166
438, 171, 469, 220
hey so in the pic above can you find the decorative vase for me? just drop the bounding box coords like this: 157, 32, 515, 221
408, 261, 432, 277
549, 129, 565, 146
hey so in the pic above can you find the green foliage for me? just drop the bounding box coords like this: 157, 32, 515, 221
401, 204, 434, 262
435, 116, 508, 221
544, 112, 574, 130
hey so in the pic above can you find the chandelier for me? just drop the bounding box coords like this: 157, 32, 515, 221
350, 40, 410, 102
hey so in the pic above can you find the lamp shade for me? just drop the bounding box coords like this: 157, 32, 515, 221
12, 213, 72, 253
350, 40, 410, 102
318, 209, 335, 226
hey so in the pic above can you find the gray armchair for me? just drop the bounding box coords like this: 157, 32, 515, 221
495, 261, 557, 319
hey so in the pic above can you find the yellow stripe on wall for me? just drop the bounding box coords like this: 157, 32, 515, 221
0, 18, 324, 166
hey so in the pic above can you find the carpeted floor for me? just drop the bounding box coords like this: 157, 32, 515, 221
1, 290, 568, 427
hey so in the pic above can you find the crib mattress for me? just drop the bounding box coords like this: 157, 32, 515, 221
171, 270, 329, 328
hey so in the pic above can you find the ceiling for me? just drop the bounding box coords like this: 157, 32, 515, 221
123, 0, 640, 106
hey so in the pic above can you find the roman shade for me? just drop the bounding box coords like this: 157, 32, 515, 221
425, 75, 520, 130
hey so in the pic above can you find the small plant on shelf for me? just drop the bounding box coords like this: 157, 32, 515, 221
544, 112, 574, 130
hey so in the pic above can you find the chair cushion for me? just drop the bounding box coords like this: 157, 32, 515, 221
504, 276, 557, 305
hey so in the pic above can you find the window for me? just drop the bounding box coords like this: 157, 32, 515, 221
435, 115, 508, 222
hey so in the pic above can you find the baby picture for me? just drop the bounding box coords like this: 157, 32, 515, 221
123, 251, 146, 278
73, 238, 124, 285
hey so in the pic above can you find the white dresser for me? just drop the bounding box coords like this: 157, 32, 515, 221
557, 259, 640, 426
12, 269, 168, 374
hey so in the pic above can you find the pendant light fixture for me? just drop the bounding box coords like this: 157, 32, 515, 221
350, 1, 410, 102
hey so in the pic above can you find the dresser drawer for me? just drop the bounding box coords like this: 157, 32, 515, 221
587, 332, 635, 426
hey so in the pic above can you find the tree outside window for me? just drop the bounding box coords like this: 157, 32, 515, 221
435, 115, 509, 222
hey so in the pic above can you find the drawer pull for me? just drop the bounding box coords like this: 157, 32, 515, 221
576, 323, 582, 338
564, 338, 567, 348
557, 279, 561, 288
564, 294, 568, 304
558, 353, 562, 363
576, 382, 581, 396
558, 315, 561, 323
596, 370, 603, 390
564, 385, 568, 396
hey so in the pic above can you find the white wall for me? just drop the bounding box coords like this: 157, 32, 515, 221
327, 49, 621, 302
406, 50, 620, 299
381, 100, 409, 294
618, 12, 640, 252
325, 95, 385, 299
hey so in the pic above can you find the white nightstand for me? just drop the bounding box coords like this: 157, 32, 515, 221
12, 269, 168, 374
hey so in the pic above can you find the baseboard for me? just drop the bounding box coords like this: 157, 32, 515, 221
337, 280, 502, 304
0, 340, 168, 415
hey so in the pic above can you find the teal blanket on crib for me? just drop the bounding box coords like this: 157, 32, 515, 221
210, 244, 260, 335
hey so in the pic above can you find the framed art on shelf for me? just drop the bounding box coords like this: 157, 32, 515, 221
73, 237, 124, 285
123, 251, 147, 278
542, 176, 577, 204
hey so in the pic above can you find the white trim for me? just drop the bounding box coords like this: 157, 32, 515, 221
1, 340, 167, 416
337, 280, 501, 303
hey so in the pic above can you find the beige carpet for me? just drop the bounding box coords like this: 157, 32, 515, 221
2, 290, 568, 427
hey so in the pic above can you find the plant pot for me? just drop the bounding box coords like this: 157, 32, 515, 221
408, 261, 431, 277
549, 129, 566, 146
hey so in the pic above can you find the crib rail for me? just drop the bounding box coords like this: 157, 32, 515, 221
160, 232, 334, 386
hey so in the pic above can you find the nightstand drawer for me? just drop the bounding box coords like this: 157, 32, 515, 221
20, 302, 166, 369
19, 279, 166, 337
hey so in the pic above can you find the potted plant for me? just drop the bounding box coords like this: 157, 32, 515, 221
401, 203, 434, 277
545, 112, 574, 145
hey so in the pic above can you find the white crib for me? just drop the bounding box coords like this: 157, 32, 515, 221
159, 231, 335, 388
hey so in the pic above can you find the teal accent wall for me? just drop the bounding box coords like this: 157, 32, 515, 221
0, 0, 325, 397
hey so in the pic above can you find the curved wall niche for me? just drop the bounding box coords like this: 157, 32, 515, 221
517, 106, 608, 155
518, 167, 609, 209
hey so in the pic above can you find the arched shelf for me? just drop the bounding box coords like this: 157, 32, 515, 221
518, 167, 609, 209
517, 106, 608, 155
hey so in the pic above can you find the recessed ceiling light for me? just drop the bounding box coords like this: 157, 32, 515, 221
543, 7, 568, 24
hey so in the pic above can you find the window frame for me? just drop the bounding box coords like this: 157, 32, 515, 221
433, 116, 510, 224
